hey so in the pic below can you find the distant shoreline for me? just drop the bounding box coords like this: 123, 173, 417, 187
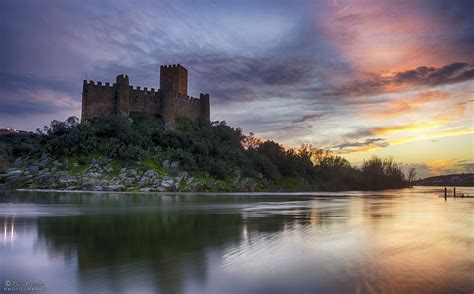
415, 173, 474, 187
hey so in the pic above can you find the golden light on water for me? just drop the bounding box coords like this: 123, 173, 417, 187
1, 216, 15, 243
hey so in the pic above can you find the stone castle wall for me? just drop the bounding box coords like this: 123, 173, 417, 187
81, 64, 210, 125
81, 81, 116, 121
175, 94, 204, 121
128, 87, 161, 115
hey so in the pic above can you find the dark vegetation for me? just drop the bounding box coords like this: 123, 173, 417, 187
416, 173, 474, 187
0, 115, 411, 191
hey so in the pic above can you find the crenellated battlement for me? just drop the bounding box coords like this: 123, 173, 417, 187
82, 64, 210, 127
160, 64, 184, 69
177, 93, 201, 102
83, 80, 115, 89
130, 86, 161, 96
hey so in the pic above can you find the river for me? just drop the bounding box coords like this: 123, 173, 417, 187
0, 186, 473, 293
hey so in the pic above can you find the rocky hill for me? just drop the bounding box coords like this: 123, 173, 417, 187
1, 155, 257, 192
416, 173, 474, 187
0, 115, 410, 192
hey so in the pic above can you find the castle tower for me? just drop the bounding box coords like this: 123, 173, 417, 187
160, 64, 188, 96
200, 93, 210, 121
161, 79, 176, 129
81, 80, 89, 121
116, 74, 130, 117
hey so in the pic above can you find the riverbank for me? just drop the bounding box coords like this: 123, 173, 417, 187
0, 155, 263, 192
0, 151, 415, 192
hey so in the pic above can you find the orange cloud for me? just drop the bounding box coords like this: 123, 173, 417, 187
335, 144, 384, 154
336, 128, 474, 156
363, 101, 469, 137
426, 159, 451, 171
321, 0, 446, 73
370, 122, 441, 136
367, 91, 449, 119
389, 129, 474, 145
434, 102, 467, 123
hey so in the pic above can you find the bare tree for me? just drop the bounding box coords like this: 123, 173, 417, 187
407, 168, 417, 186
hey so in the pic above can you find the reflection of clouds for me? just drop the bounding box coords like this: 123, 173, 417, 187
2, 189, 474, 293
218, 188, 474, 292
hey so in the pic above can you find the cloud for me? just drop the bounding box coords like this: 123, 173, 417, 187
455, 161, 474, 173
0, 98, 60, 115
333, 138, 388, 150
400, 158, 474, 179
291, 113, 324, 124
393, 63, 474, 86
327, 63, 474, 98
320, 0, 474, 72
456, 99, 474, 106
345, 123, 434, 139
366, 91, 449, 119
426, 159, 451, 170
0, 72, 78, 95
390, 129, 474, 145
0, 72, 81, 117
345, 98, 470, 141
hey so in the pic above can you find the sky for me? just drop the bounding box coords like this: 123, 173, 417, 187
1, 0, 473, 178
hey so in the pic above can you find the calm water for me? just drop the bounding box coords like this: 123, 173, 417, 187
0, 187, 473, 293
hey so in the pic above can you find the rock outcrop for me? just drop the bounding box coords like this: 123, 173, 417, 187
1, 155, 256, 192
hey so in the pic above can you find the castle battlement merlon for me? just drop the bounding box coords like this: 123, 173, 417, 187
81, 64, 210, 127
160, 64, 184, 68
83, 80, 115, 88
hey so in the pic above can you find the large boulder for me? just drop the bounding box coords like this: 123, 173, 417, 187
13, 158, 23, 167
138, 176, 149, 185
127, 169, 137, 176
57, 172, 78, 186
28, 165, 39, 173
160, 177, 174, 188
170, 161, 179, 169
243, 178, 257, 192
144, 170, 155, 178
154, 186, 167, 192
5, 168, 23, 181
36, 173, 56, 185
124, 177, 135, 185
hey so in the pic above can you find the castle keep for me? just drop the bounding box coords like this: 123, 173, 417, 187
81, 64, 210, 127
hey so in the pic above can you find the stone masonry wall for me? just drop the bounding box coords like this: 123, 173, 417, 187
81, 65, 210, 124
128, 87, 162, 115
175, 94, 203, 121
82, 81, 116, 121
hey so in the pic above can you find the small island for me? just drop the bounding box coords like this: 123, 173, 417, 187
0, 64, 414, 192
0, 115, 412, 192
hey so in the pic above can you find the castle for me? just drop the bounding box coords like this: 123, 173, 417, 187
81, 64, 210, 128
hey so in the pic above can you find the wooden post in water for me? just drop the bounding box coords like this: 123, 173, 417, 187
444, 187, 447, 200
453, 187, 456, 198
